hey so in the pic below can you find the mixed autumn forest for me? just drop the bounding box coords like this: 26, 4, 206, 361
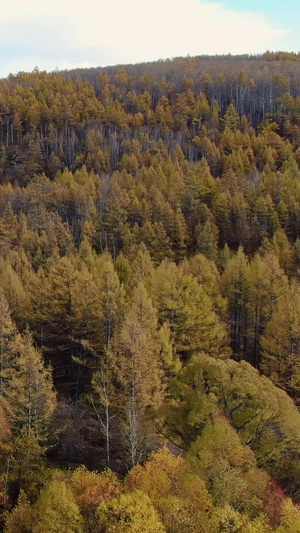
2, 52, 300, 531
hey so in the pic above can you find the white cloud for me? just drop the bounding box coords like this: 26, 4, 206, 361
72, 0, 289, 54
0, 0, 290, 76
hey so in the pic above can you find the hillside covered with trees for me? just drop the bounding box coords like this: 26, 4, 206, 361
2, 53, 300, 531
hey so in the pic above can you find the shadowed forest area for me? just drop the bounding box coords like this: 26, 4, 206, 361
1, 53, 300, 531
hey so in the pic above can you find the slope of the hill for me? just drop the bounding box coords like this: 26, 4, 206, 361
0, 54, 300, 531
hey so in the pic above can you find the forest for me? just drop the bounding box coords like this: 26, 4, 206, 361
1, 52, 300, 531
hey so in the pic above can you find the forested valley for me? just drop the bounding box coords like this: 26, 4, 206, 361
2, 52, 300, 531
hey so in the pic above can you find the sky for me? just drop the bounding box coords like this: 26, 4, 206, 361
0, 0, 299, 78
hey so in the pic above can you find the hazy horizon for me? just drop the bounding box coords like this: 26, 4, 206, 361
0, 0, 299, 78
